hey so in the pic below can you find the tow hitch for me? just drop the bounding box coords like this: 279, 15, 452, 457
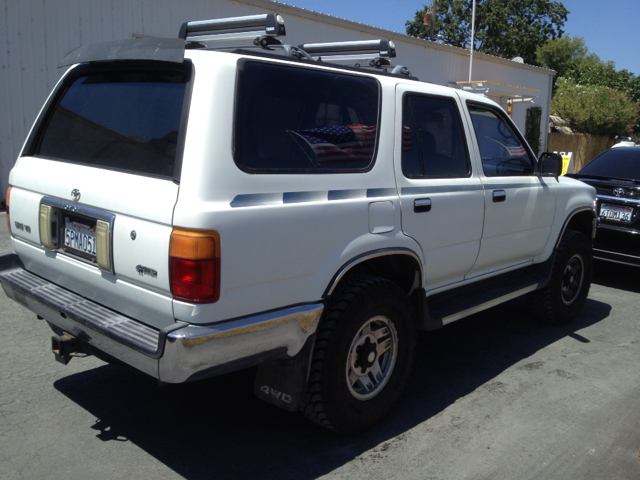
51, 334, 84, 365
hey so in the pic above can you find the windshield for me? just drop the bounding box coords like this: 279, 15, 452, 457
579, 147, 640, 181
35, 63, 190, 178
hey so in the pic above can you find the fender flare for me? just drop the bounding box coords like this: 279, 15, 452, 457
323, 247, 423, 298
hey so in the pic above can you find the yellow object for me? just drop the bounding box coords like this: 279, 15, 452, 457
561, 155, 571, 176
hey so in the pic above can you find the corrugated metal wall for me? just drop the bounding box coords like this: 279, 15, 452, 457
0, 0, 553, 201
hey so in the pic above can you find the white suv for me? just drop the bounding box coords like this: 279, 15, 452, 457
0, 13, 597, 433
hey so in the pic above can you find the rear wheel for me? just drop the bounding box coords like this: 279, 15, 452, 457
529, 230, 592, 324
301, 275, 416, 434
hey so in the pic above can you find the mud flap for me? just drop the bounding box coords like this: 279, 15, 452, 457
253, 335, 315, 412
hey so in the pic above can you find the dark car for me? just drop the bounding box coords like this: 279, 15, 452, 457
568, 146, 640, 266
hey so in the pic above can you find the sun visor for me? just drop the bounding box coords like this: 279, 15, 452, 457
58, 38, 186, 68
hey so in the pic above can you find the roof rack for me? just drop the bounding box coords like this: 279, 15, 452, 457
299, 39, 395, 61
179, 13, 286, 44
179, 13, 412, 77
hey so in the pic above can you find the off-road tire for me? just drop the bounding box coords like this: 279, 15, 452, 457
300, 275, 416, 434
529, 229, 592, 324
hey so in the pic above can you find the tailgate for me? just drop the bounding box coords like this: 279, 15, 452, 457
8, 161, 178, 329
6, 60, 191, 329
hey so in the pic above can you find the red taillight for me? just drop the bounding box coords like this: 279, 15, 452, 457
169, 228, 220, 304
5, 186, 11, 235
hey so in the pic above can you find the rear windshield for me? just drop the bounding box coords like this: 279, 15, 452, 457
235, 61, 380, 173
579, 147, 640, 181
34, 63, 190, 178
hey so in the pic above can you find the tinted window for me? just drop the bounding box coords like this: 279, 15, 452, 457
402, 95, 470, 178
36, 66, 189, 178
235, 61, 379, 173
468, 105, 533, 177
579, 148, 640, 181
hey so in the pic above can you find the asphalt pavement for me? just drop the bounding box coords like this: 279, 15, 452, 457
1, 211, 639, 480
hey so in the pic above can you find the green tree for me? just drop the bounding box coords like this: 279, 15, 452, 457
535, 36, 600, 79
566, 62, 640, 102
551, 79, 639, 137
538, 37, 640, 134
406, 0, 569, 65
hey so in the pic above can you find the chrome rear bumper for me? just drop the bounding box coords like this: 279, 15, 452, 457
0, 253, 323, 382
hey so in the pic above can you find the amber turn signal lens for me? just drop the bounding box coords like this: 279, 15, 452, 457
170, 228, 220, 304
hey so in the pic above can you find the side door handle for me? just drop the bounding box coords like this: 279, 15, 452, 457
414, 198, 431, 213
493, 190, 506, 202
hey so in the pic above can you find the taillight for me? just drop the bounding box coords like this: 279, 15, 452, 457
169, 228, 220, 304
5, 186, 11, 235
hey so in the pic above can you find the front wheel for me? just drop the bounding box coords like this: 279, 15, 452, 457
301, 275, 416, 434
529, 229, 592, 324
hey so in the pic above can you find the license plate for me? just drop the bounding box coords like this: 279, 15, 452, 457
600, 203, 633, 223
64, 217, 97, 256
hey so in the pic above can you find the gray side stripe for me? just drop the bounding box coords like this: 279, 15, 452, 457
367, 188, 397, 198
231, 182, 545, 207
401, 184, 484, 195
231, 187, 396, 207
328, 189, 366, 200
230, 194, 282, 208
482, 183, 541, 190
283, 191, 327, 204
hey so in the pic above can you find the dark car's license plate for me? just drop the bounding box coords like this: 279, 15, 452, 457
600, 203, 633, 223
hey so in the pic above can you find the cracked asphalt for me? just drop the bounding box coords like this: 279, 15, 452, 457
1, 211, 639, 480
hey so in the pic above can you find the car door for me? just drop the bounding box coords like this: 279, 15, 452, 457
464, 101, 556, 278
394, 85, 485, 289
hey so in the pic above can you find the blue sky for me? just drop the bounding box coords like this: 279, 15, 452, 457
279, 0, 640, 75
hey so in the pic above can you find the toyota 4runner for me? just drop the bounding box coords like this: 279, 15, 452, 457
0, 13, 597, 433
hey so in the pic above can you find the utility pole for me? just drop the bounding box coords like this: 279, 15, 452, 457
469, 0, 476, 82
430, 0, 436, 41
424, 0, 437, 41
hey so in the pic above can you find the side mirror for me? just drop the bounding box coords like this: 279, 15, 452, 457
539, 152, 563, 177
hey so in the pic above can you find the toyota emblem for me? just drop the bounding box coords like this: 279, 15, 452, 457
71, 189, 81, 202
613, 188, 625, 197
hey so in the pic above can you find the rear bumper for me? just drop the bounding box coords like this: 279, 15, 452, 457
0, 252, 323, 382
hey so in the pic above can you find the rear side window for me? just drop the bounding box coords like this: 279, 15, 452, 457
235, 61, 380, 173
401, 94, 470, 178
34, 63, 190, 178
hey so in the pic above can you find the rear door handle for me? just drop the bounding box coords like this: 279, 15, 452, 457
493, 190, 506, 202
414, 198, 431, 213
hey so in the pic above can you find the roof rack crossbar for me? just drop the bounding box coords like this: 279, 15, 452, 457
179, 13, 286, 42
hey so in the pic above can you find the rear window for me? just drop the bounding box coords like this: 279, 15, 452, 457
34, 63, 190, 178
579, 148, 640, 181
235, 61, 380, 173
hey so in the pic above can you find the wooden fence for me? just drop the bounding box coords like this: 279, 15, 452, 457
547, 133, 615, 172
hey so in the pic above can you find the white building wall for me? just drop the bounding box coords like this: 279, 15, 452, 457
0, 0, 554, 202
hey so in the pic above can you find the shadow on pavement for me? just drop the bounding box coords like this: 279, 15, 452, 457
53, 295, 611, 480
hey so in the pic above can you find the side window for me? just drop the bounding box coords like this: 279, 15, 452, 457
401, 95, 470, 179
235, 61, 380, 173
468, 105, 534, 177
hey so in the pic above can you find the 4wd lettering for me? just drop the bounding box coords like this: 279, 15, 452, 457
260, 385, 292, 404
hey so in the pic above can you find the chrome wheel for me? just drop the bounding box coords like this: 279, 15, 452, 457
561, 253, 585, 305
346, 315, 398, 400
